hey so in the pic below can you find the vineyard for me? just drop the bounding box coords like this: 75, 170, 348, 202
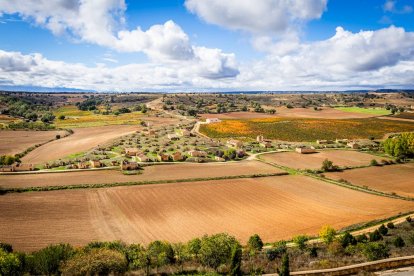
199, 118, 414, 142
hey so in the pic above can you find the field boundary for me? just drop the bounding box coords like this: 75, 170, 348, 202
0, 172, 289, 194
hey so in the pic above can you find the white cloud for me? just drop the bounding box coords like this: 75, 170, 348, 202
383, 0, 413, 14
1, 26, 414, 91
0, 0, 238, 79
185, 0, 327, 34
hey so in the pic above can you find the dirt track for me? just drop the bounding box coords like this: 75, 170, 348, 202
325, 163, 414, 198
0, 130, 67, 155
261, 150, 388, 170
1, 175, 413, 251
200, 107, 379, 120
21, 125, 137, 165
0, 161, 282, 188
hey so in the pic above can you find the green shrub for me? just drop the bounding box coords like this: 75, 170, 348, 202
31, 244, 74, 275
0, 243, 13, 253
362, 242, 389, 261
229, 244, 242, 276
340, 232, 357, 248
370, 159, 379, 166
387, 222, 395, 229
378, 224, 388, 236
369, 230, 383, 242
147, 240, 175, 268
0, 249, 21, 275
61, 248, 127, 275
277, 254, 290, 276
247, 234, 264, 253
319, 225, 337, 244
292, 235, 309, 251
393, 237, 405, 248
199, 233, 239, 270
356, 234, 368, 243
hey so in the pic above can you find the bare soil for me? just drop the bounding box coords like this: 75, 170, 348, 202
325, 163, 414, 198
260, 150, 389, 170
21, 125, 138, 165
1, 175, 412, 252
0, 130, 67, 155
0, 161, 282, 188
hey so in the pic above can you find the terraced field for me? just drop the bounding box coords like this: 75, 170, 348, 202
1, 175, 413, 251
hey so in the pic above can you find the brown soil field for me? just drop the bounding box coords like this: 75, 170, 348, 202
1, 175, 413, 252
21, 125, 138, 165
200, 107, 379, 120
0, 130, 67, 155
325, 163, 414, 198
0, 161, 282, 189
260, 150, 389, 170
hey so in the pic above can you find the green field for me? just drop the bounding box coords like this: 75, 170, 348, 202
53, 106, 143, 128
335, 106, 391, 116
200, 117, 414, 142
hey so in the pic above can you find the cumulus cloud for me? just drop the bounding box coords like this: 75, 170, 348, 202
0, 0, 239, 78
383, 0, 413, 14
1, 25, 413, 91
185, 0, 327, 34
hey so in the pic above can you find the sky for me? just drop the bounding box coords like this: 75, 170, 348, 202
0, 0, 413, 92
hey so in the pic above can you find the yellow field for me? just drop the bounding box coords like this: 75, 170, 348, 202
53, 106, 143, 128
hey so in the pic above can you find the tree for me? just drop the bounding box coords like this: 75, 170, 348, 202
319, 225, 337, 245
173, 243, 189, 273
362, 242, 389, 261
229, 244, 242, 276
369, 230, 383, 242
370, 159, 379, 166
199, 233, 239, 271
321, 159, 338, 172
393, 237, 405, 248
31, 243, 74, 275
186, 238, 201, 258
387, 222, 395, 229
41, 112, 56, 123
0, 155, 17, 165
247, 234, 264, 252
58, 115, 65, 120
147, 240, 175, 270
61, 248, 127, 275
382, 133, 414, 158
378, 224, 388, 236
340, 232, 356, 248
277, 254, 290, 276
0, 249, 21, 276
292, 235, 309, 251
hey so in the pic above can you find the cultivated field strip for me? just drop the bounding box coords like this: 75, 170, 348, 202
0, 160, 283, 189
1, 175, 413, 251
325, 163, 414, 198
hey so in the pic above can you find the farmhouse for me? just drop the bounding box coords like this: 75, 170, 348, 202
0, 163, 35, 172
90, 160, 102, 168
295, 147, 317, 154
260, 141, 272, 148
336, 138, 349, 144
206, 118, 221, 124
227, 139, 243, 149
347, 141, 360, 149
317, 139, 334, 145
124, 147, 140, 157
136, 154, 150, 162
77, 161, 90, 169
121, 160, 140, 170
172, 152, 184, 161
167, 133, 180, 140
188, 150, 207, 157
157, 153, 170, 162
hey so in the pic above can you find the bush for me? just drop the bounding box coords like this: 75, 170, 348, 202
0, 249, 21, 275
309, 246, 318, 258
321, 159, 339, 172
56, 134, 61, 139
61, 248, 127, 275
340, 232, 357, 248
293, 235, 309, 251
186, 238, 201, 258
31, 244, 74, 275
362, 242, 389, 261
229, 244, 242, 276
277, 254, 290, 276
147, 240, 175, 268
393, 237, 405, 248
199, 233, 239, 270
406, 216, 412, 223
369, 230, 383, 242
247, 234, 264, 253
58, 115, 65, 120
356, 234, 368, 243
319, 225, 337, 245
387, 222, 395, 229
370, 159, 379, 166
125, 244, 149, 271
0, 243, 12, 253
378, 224, 388, 236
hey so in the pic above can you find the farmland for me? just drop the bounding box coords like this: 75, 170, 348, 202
325, 163, 414, 198
21, 125, 138, 165
200, 117, 414, 141
0, 160, 282, 189
0, 130, 67, 155
1, 175, 413, 251
260, 150, 389, 170
334, 107, 391, 116
53, 105, 145, 128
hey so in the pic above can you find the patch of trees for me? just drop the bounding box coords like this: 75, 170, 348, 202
0, 155, 19, 165
382, 132, 414, 158
321, 159, 340, 172
7, 121, 55, 130
76, 98, 102, 111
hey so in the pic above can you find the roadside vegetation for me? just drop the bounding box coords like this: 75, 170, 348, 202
2, 220, 414, 275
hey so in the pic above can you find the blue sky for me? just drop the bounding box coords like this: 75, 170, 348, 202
0, 0, 413, 91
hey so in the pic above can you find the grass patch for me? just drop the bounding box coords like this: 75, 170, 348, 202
53, 105, 143, 128
200, 117, 414, 142
335, 106, 391, 116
